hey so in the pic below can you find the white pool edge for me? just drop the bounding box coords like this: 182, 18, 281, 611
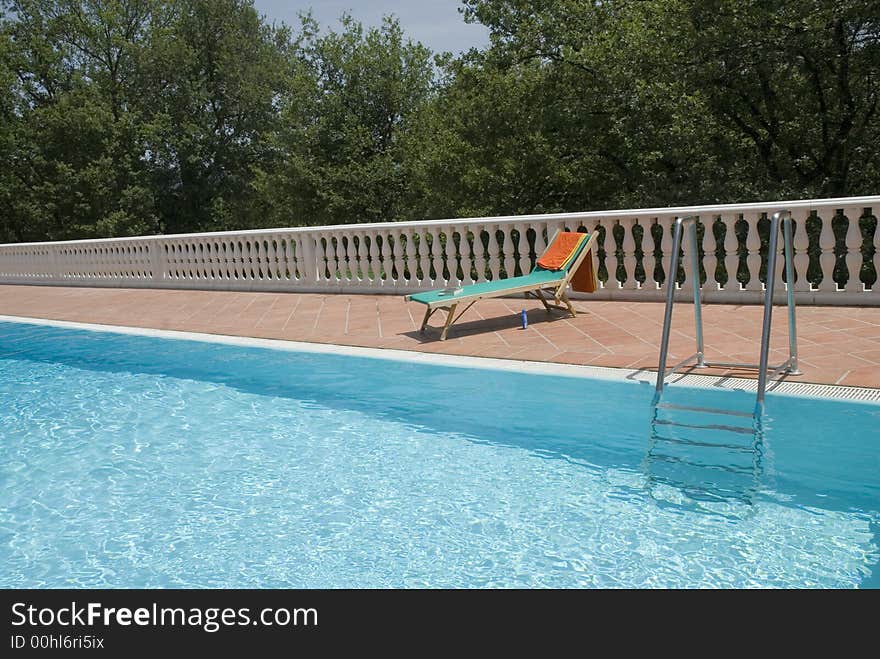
3, 314, 880, 404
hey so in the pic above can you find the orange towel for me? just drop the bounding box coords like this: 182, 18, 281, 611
537, 232, 586, 271
537, 232, 597, 293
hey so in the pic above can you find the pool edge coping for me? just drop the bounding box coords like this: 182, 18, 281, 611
2, 313, 880, 404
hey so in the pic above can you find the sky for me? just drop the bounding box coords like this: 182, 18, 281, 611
251, 1, 490, 54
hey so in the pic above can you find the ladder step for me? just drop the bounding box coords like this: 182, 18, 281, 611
652, 419, 755, 435
654, 402, 754, 418
650, 432, 757, 452
647, 452, 757, 476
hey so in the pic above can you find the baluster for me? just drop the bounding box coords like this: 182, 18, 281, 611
426, 230, 440, 285
791, 209, 811, 293
486, 225, 502, 281
470, 229, 486, 283
381, 232, 394, 284
217, 240, 233, 281
282, 236, 293, 280
93, 247, 101, 280
261, 240, 271, 281
220, 242, 230, 280
254, 241, 264, 281
703, 217, 718, 291
513, 223, 530, 276
233, 241, 243, 282
193, 243, 201, 280
621, 219, 638, 289
532, 222, 548, 263
355, 232, 367, 283
202, 243, 211, 280
721, 214, 739, 293
202, 242, 210, 280
201, 243, 210, 281
403, 229, 417, 285
341, 233, 354, 282
230, 242, 239, 281
263, 239, 274, 281
872, 206, 880, 298
238, 240, 248, 281
843, 206, 864, 294
334, 233, 347, 282
294, 234, 310, 282
182, 244, 190, 280
188, 244, 196, 281
501, 225, 516, 280
222, 241, 230, 281
268, 239, 278, 281
200, 242, 208, 280
176, 244, 185, 280
391, 230, 404, 287
681, 218, 697, 293
458, 226, 474, 285
241, 238, 251, 281
274, 238, 284, 282
817, 211, 837, 292
659, 216, 674, 292
188, 243, 197, 280
744, 212, 762, 292
321, 234, 334, 281
412, 229, 426, 285
366, 230, 380, 286
198, 242, 206, 280
439, 227, 454, 284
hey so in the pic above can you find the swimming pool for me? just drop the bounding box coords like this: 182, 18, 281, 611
1, 318, 878, 588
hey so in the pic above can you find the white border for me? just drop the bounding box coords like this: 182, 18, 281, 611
2, 314, 879, 404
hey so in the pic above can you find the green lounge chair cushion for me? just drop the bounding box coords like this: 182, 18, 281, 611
408, 269, 563, 306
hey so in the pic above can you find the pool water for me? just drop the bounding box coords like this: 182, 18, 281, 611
1, 320, 878, 588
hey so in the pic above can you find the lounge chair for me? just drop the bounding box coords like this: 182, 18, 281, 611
406, 230, 598, 340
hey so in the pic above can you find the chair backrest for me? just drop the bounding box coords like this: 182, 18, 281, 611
534, 230, 598, 287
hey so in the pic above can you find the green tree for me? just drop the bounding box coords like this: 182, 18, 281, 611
0, 0, 291, 239
256, 14, 434, 227
139, 0, 292, 233
461, 0, 880, 201
1, 0, 161, 240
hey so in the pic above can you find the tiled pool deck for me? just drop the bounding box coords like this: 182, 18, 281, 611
1, 284, 879, 388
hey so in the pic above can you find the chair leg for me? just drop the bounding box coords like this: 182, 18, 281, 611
533, 289, 553, 313
559, 291, 576, 317
440, 304, 458, 341
419, 307, 432, 334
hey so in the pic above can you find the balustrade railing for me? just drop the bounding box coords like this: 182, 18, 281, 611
1, 196, 877, 305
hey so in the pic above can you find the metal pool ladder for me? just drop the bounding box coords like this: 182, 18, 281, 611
654, 211, 800, 414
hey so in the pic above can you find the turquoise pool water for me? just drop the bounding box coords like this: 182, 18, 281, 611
1, 319, 878, 588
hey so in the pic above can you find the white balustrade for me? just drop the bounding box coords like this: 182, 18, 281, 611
0, 196, 878, 305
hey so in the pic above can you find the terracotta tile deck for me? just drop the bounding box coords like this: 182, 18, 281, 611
1, 284, 879, 389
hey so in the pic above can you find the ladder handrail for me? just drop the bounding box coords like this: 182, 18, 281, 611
653, 211, 799, 414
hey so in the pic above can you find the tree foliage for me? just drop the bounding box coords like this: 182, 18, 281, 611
0, 0, 877, 242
